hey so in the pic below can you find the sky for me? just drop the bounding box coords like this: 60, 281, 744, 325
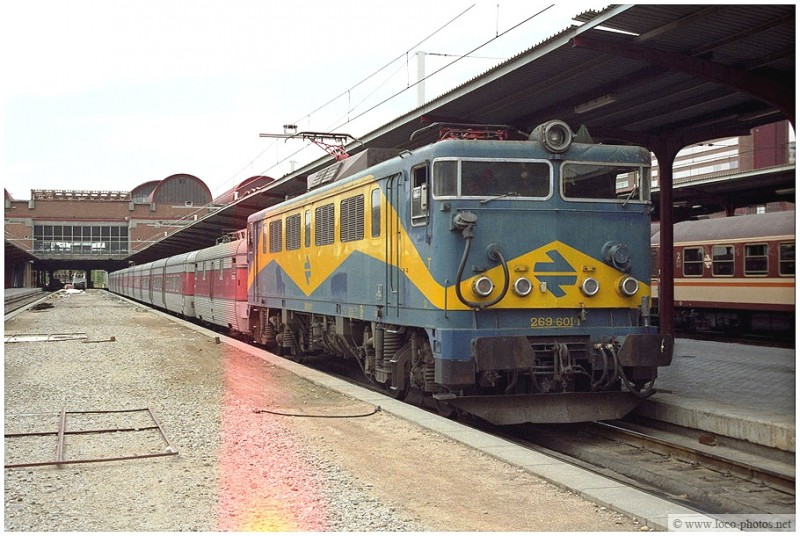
2, 0, 605, 201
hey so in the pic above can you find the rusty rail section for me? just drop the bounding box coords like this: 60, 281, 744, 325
4, 408, 178, 469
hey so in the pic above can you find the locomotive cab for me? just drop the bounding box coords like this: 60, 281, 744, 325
392, 121, 672, 422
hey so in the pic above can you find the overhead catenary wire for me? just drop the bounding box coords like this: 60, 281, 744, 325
251, 4, 556, 180
288, 4, 477, 127
211, 4, 477, 195
329, 3, 554, 132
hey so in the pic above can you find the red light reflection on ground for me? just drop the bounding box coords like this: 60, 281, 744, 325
216, 348, 329, 531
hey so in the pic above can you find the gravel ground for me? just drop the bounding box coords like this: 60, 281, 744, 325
4, 290, 642, 531
4, 290, 421, 531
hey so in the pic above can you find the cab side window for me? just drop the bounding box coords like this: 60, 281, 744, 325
411, 165, 428, 226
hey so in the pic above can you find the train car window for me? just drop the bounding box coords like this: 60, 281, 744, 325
460, 160, 550, 198
683, 247, 704, 276
779, 242, 795, 276
371, 188, 381, 238
562, 163, 645, 201
269, 220, 282, 253
744, 244, 768, 276
411, 165, 429, 226
304, 210, 311, 248
433, 160, 457, 196
286, 214, 301, 250
340, 194, 365, 242
712, 245, 734, 276
315, 203, 335, 246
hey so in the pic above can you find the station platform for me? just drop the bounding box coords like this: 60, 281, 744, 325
635, 338, 796, 452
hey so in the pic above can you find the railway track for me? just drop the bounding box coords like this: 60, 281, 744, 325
4, 290, 51, 318
593, 418, 794, 494
503, 418, 795, 516
307, 354, 795, 516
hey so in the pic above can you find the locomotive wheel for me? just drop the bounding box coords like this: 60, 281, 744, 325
383, 380, 409, 401
434, 399, 457, 419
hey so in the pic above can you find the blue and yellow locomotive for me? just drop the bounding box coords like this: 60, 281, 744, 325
247, 121, 673, 424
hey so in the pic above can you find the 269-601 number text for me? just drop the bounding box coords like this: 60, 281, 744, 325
530, 316, 578, 328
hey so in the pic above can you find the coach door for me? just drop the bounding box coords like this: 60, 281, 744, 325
160, 262, 167, 307
208, 259, 216, 304
248, 222, 258, 301
146, 269, 153, 305
384, 173, 403, 317
252, 221, 264, 301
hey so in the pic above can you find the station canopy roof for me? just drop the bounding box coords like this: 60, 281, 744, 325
129, 3, 795, 264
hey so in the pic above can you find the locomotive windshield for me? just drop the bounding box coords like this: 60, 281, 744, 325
432, 159, 551, 198
432, 159, 648, 202
562, 163, 649, 202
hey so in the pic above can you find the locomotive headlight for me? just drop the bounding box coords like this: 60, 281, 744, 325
618, 276, 640, 297
529, 120, 574, 153
472, 276, 495, 297
580, 277, 600, 297
513, 277, 533, 297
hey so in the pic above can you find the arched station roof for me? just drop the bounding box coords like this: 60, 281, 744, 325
146, 173, 212, 205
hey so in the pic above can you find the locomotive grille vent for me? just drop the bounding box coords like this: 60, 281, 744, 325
315, 203, 335, 246
340, 194, 364, 243
286, 214, 301, 250
269, 220, 283, 253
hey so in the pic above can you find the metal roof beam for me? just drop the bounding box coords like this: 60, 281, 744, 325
571, 35, 794, 125
635, 5, 725, 43
688, 12, 795, 57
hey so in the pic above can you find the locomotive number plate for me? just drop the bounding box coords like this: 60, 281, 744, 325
530, 316, 579, 328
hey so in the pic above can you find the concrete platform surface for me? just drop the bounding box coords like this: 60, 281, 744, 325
637, 338, 795, 451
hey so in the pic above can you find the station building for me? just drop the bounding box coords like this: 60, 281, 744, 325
651, 121, 795, 219
4, 173, 217, 288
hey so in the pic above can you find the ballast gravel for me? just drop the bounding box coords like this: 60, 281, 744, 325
4, 290, 641, 531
